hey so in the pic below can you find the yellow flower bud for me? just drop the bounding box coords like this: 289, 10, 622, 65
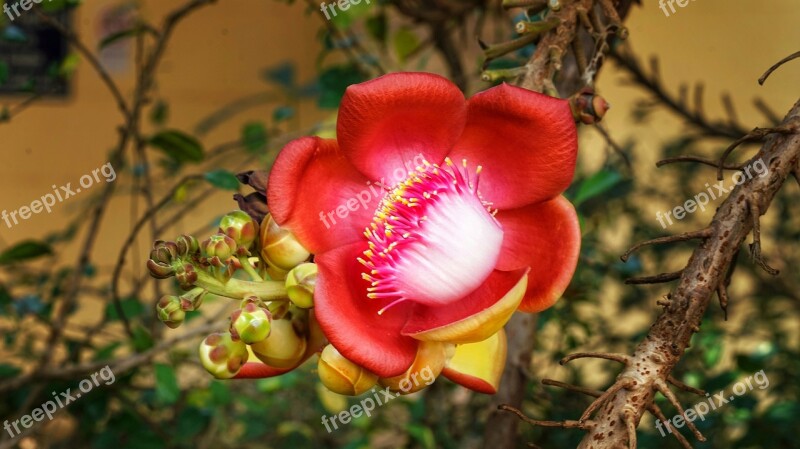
318, 345, 378, 396
285, 263, 318, 309
250, 318, 307, 369
198, 332, 249, 379
379, 341, 451, 394
259, 214, 310, 271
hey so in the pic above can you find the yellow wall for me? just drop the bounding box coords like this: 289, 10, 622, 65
0, 0, 798, 266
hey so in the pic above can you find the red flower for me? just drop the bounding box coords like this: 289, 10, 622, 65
267, 73, 580, 389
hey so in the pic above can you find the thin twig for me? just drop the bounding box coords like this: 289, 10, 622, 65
621, 228, 712, 262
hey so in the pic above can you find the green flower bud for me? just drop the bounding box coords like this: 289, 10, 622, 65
147, 259, 175, 279
174, 263, 198, 290
198, 332, 249, 379
150, 240, 178, 264
230, 301, 272, 344
156, 295, 185, 329
250, 318, 307, 369
259, 214, 310, 271
285, 263, 317, 309
176, 234, 199, 257
147, 240, 179, 279
318, 345, 378, 396
201, 233, 238, 266
219, 210, 259, 252
179, 287, 206, 311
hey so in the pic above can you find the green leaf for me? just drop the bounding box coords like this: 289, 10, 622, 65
0, 61, 8, 86
204, 169, 240, 191
59, 53, 80, 79
366, 13, 387, 44
149, 130, 204, 163
0, 240, 53, 265
98, 26, 153, 50
272, 106, 295, 123
105, 297, 145, 321
330, 0, 374, 29
0, 363, 21, 379
262, 62, 295, 88
150, 100, 169, 126
407, 424, 435, 449
393, 28, 419, 63
572, 170, 622, 206
242, 122, 268, 152
318, 64, 366, 109
131, 325, 154, 352
154, 363, 180, 405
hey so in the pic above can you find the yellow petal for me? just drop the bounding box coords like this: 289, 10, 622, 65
405, 273, 527, 344
442, 329, 507, 394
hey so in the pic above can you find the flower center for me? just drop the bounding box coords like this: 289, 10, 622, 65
359, 158, 503, 314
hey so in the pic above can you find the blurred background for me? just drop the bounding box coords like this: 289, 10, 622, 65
0, 0, 798, 448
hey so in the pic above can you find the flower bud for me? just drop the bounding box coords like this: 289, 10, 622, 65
379, 341, 449, 394
259, 214, 310, 271
150, 240, 178, 265
179, 287, 206, 311
250, 318, 307, 369
285, 263, 317, 309
156, 295, 185, 329
230, 301, 272, 344
146, 259, 175, 279
174, 263, 198, 290
176, 234, 199, 257
219, 210, 259, 252
318, 345, 378, 396
199, 332, 249, 379
266, 264, 289, 281
147, 240, 179, 279
201, 233, 238, 266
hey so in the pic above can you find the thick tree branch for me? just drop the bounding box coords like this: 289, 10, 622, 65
576, 98, 800, 448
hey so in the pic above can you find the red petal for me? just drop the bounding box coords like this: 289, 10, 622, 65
315, 242, 419, 377
337, 73, 467, 184
495, 196, 581, 312
401, 268, 528, 343
450, 84, 578, 209
233, 362, 292, 379
267, 136, 381, 254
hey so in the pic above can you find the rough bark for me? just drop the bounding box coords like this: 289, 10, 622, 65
576, 101, 800, 448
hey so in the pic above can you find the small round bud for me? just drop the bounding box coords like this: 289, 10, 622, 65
199, 332, 249, 379
318, 345, 378, 396
259, 214, 310, 271
250, 318, 307, 369
285, 263, 318, 309
219, 210, 259, 251
156, 295, 185, 329
230, 302, 272, 344
201, 233, 238, 266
